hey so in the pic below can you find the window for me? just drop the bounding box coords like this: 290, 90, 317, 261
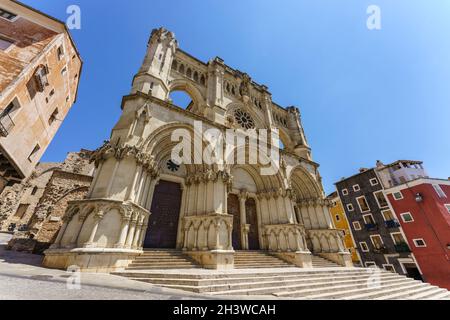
31, 186, 38, 195
391, 232, 405, 245
356, 196, 370, 212
353, 184, 360, 192
370, 235, 384, 249
445, 204, 450, 213
393, 191, 403, 200
342, 189, 348, 196
359, 242, 369, 252
352, 221, 362, 230
14, 204, 29, 219
365, 261, 376, 267
57, 45, 64, 60
381, 209, 395, 221
383, 264, 395, 272
48, 108, 59, 125
61, 67, 67, 76
363, 214, 376, 225
374, 191, 388, 208
413, 239, 426, 247
335, 214, 340, 222
28, 144, 41, 162
35, 65, 49, 90
433, 184, 446, 198
346, 203, 354, 212
0, 8, 17, 21
1, 98, 20, 118
370, 178, 379, 186
0, 35, 13, 50
0, 98, 20, 136
400, 212, 414, 223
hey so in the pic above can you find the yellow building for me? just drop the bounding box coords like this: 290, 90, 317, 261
327, 192, 360, 264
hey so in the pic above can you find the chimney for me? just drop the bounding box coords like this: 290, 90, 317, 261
376, 160, 384, 168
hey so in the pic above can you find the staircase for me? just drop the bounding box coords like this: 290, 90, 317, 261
125, 249, 200, 270
234, 251, 292, 269
311, 255, 341, 268
113, 267, 450, 300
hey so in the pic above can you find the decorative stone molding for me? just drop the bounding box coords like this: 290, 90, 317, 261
307, 229, 348, 254
263, 224, 308, 252
182, 214, 233, 251
50, 198, 150, 251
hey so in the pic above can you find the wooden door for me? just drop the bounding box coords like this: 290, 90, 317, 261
143, 180, 182, 248
245, 198, 260, 250
227, 194, 241, 250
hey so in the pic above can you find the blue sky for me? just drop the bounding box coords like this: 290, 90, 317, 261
22, 0, 450, 194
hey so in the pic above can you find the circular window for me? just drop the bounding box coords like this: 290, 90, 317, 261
234, 110, 255, 129
166, 159, 180, 172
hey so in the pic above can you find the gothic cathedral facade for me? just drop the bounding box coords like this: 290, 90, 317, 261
43, 28, 352, 271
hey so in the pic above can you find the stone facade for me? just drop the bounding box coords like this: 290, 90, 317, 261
2, 150, 93, 253
43, 28, 351, 272
0, 0, 81, 191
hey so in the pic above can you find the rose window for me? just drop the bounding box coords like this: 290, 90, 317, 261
234, 109, 255, 129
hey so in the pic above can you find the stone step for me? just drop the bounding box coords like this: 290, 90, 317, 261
129, 259, 197, 264
302, 280, 421, 300
126, 265, 200, 270
115, 269, 384, 281
273, 277, 415, 298
423, 291, 450, 300
210, 275, 408, 296
114, 269, 381, 280
340, 282, 434, 300
131, 273, 403, 293
375, 286, 446, 300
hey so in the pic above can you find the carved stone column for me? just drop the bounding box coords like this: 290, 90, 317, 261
238, 190, 248, 250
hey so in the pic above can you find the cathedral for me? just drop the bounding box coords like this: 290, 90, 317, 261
43, 28, 351, 271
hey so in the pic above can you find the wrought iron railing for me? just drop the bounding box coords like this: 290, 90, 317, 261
364, 223, 378, 231
385, 219, 401, 228
394, 242, 411, 253
0, 113, 14, 137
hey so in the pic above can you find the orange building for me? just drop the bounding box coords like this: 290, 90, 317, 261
328, 192, 360, 264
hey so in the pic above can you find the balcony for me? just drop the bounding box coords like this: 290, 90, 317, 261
0, 113, 14, 137
364, 223, 378, 231
394, 242, 411, 253
373, 246, 388, 254
384, 219, 401, 229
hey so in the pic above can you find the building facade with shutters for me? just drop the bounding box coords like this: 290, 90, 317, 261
385, 178, 450, 290
335, 166, 421, 279
0, 0, 82, 193
43, 27, 351, 272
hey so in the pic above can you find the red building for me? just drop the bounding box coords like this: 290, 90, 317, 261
385, 178, 450, 290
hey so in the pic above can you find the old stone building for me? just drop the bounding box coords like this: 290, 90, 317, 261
0, 0, 82, 192
43, 28, 351, 272
2, 149, 93, 253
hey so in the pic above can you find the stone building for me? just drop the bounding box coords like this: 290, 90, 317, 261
43, 28, 351, 272
2, 149, 93, 253
0, 0, 82, 192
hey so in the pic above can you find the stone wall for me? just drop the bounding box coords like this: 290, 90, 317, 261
1, 150, 94, 253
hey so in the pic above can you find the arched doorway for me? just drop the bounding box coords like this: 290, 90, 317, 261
143, 180, 182, 248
